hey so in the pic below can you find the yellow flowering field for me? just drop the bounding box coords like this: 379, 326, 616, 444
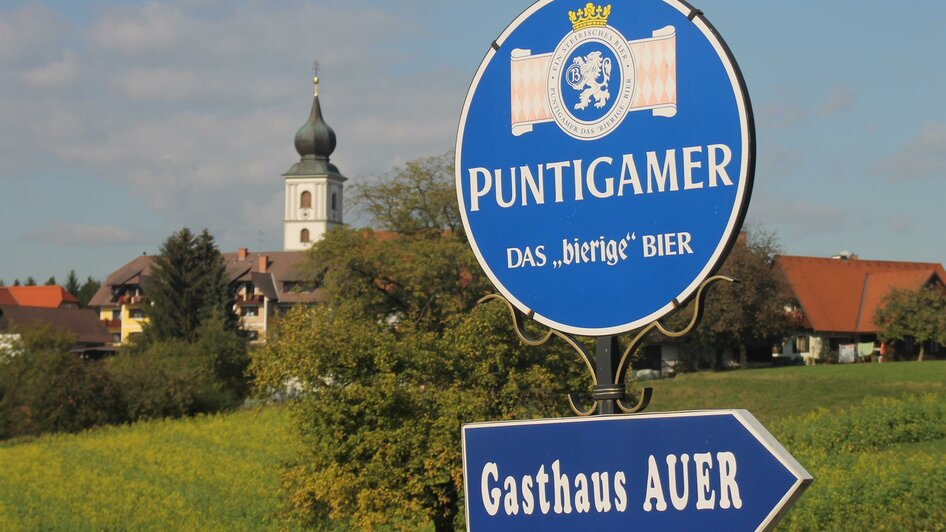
0, 406, 301, 530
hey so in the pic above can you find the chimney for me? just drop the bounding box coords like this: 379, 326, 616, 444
238, 247, 248, 260
258, 254, 268, 273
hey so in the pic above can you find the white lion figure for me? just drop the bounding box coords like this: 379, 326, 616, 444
570, 51, 612, 111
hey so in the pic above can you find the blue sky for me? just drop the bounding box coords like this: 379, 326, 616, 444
1, 0, 944, 284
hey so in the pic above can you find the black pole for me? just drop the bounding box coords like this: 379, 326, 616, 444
593, 336, 623, 415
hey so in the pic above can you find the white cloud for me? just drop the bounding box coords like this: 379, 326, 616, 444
20, 50, 81, 88
873, 122, 946, 180
87, 3, 185, 54
0, 4, 69, 65
27, 224, 142, 247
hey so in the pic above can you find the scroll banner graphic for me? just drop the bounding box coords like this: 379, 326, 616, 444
510, 25, 676, 136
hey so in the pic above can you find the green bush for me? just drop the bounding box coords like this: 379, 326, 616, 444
107, 322, 248, 420
775, 393, 946, 456
0, 350, 125, 439
106, 341, 208, 420
775, 393, 946, 530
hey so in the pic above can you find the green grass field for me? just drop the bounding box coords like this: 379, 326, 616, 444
645, 361, 946, 424
1, 361, 944, 530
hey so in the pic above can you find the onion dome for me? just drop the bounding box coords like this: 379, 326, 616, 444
285, 76, 343, 177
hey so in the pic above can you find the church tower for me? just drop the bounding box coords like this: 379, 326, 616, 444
283, 75, 346, 251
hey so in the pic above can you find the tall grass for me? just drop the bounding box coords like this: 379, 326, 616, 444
0, 407, 300, 530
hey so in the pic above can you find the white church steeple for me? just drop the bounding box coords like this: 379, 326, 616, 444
283, 74, 345, 251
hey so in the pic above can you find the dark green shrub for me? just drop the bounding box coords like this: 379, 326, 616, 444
0, 350, 125, 439
106, 341, 207, 420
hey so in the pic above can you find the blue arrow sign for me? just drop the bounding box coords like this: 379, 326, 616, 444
462, 411, 811, 531
456, 0, 754, 335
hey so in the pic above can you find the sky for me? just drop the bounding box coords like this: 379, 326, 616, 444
1, 0, 944, 284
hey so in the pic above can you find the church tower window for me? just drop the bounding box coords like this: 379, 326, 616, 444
331, 192, 337, 211
300, 190, 312, 209
300, 228, 310, 243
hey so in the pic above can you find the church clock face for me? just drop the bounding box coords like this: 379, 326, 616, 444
300, 209, 310, 219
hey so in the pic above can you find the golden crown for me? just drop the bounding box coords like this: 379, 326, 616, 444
569, 3, 611, 30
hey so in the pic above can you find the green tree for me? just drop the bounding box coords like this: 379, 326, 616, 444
252, 153, 587, 530
145, 228, 235, 342
44, 276, 57, 286
875, 285, 946, 361
0, 324, 124, 439
64, 270, 81, 298
12, 279, 21, 287
671, 228, 794, 369
76, 277, 101, 308
352, 151, 462, 238
25, 277, 36, 286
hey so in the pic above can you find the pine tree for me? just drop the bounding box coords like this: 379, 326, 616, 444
13, 279, 21, 286
44, 276, 57, 286
64, 271, 81, 297
25, 277, 36, 286
77, 277, 101, 308
146, 228, 235, 342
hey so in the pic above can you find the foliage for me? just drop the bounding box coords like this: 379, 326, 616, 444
352, 151, 462, 238
0, 407, 306, 531
670, 227, 794, 369
76, 276, 101, 308
25, 276, 36, 286
109, 312, 249, 419
8, 321, 77, 354
305, 226, 489, 332
64, 270, 81, 298
775, 393, 946, 531
252, 302, 585, 530
145, 228, 235, 343
874, 285, 946, 361
0, 325, 124, 439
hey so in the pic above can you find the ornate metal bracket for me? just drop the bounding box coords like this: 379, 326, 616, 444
479, 275, 736, 417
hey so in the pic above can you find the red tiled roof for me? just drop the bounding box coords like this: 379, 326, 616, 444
775, 256, 946, 334
1, 286, 79, 308
0, 288, 16, 305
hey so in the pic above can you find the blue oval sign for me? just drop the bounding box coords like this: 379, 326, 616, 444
456, 0, 754, 335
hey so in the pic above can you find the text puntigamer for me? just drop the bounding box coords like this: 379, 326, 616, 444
465, 143, 736, 212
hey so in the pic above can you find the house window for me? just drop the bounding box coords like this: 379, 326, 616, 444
130, 308, 144, 319
243, 306, 258, 317
111, 333, 122, 343
300, 229, 310, 243
111, 309, 121, 321
793, 335, 809, 353
300, 190, 312, 209
246, 330, 259, 341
